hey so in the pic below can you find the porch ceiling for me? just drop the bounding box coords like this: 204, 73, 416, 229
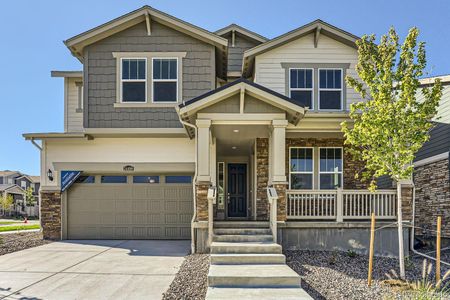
213, 124, 268, 156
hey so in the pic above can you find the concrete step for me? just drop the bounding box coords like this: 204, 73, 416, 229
206, 287, 312, 300
214, 228, 272, 235
214, 221, 270, 228
210, 242, 282, 254
211, 253, 286, 265
213, 234, 273, 242
208, 264, 301, 288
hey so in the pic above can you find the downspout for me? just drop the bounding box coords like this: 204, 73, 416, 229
178, 115, 198, 254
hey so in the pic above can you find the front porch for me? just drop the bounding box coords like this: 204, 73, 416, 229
176, 79, 412, 255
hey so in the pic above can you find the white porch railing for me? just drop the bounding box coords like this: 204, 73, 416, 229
286, 189, 397, 221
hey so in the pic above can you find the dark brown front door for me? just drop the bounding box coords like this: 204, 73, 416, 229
227, 163, 247, 218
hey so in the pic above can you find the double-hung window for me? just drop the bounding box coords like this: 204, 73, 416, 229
319, 148, 343, 189
319, 69, 342, 110
153, 58, 178, 103
121, 58, 146, 102
289, 147, 313, 189
289, 69, 313, 108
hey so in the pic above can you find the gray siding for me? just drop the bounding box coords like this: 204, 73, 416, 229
222, 32, 260, 73
377, 175, 393, 189
415, 122, 450, 161
84, 21, 215, 128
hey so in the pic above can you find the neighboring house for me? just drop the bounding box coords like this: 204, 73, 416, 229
24, 6, 415, 257
0, 171, 40, 217
412, 75, 450, 241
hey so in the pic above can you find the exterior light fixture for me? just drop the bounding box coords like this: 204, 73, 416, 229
47, 169, 54, 181
233, 129, 239, 133
232, 146, 237, 150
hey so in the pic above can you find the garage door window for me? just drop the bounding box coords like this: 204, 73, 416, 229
101, 176, 127, 184
166, 175, 192, 184
133, 176, 160, 184
75, 176, 95, 184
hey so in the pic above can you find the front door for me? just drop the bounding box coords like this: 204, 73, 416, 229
227, 163, 247, 218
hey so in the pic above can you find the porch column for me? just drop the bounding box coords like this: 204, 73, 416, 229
271, 119, 288, 221
196, 119, 212, 182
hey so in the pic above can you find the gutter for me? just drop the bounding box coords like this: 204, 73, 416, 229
178, 114, 198, 254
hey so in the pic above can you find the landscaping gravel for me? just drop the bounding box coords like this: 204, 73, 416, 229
163, 254, 210, 300
0, 231, 51, 255
285, 249, 450, 300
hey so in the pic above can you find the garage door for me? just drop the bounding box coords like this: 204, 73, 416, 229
67, 175, 193, 239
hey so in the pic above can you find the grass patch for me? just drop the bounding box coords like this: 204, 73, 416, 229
0, 221, 20, 225
0, 224, 40, 232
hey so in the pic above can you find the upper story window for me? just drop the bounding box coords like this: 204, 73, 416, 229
319, 147, 343, 189
121, 58, 147, 103
289, 69, 313, 108
152, 58, 178, 103
289, 147, 313, 189
319, 69, 342, 110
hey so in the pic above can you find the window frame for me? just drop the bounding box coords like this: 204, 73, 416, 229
318, 147, 344, 190
318, 68, 343, 111
288, 68, 314, 109
151, 57, 179, 104
289, 147, 314, 190
119, 57, 148, 103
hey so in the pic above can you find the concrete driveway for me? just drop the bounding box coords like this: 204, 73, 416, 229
0, 240, 190, 300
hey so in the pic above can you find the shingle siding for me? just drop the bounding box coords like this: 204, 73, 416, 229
222, 32, 260, 73
84, 21, 215, 128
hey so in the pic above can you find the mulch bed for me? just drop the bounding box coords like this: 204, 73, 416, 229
0, 231, 51, 255
162, 254, 210, 300
285, 249, 450, 300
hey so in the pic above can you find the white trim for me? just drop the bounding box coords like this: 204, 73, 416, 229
151, 57, 179, 103
414, 152, 449, 167
318, 68, 343, 111
318, 147, 343, 189
119, 57, 148, 103
289, 147, 314, 190
289, 68, 314, 110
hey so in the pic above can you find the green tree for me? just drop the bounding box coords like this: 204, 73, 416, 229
0, 194, 14, 215
342, 27, 442, 279
24, 187, 36, 207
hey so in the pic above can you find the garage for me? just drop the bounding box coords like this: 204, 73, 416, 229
66, 174, 193, 240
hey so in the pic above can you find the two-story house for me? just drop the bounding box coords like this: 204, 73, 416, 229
0, 171, 40, 217
24, 6, 414, 258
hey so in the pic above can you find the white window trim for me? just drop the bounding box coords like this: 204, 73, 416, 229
318, 68, 343, 111
289, 147, 314, 190
318, 147, 343, 190
120, 57, 148, 103
151, 57, 178, 104
289, 68, 314, 110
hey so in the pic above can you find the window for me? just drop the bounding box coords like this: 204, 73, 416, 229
152, 58, 177, 102
101, 176, 127, 184
289, 148, 313, 189
319, 148, 343, 189
217, 162, 225, 209
133, 176, 160, 184
75, 176, 95, 184
165, 175, 192, 184
20, 181, 27, 189
121, 58, 146, 102
319, 69, 342, 110
289, 69, 313, 108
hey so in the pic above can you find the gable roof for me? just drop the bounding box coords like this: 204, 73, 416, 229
215, 24, 268, 43
0, 170, 20, 177
64, 6, 228, 61
242, 19, 360, 77
0, 184, 24, 194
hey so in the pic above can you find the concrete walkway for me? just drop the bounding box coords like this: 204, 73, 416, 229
0, 240, 190, 300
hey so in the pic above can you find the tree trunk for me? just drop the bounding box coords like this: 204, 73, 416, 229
397, 181, 405, 279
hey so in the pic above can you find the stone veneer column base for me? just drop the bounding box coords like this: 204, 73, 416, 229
40, 191, 62, 240
256, 138, 269, 220
273, 183, 287, 221
196, 182, 211, 222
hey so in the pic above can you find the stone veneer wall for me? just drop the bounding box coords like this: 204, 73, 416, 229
196, 182, 210, 221
414, 158, 450, 237
40, 191, 62, 240
285, 138, 369, 189
274, 183, 287, 221
256, 138, 269, 220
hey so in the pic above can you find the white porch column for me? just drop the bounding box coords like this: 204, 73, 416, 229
271, 119, 288, 183
196, 119, 212, 182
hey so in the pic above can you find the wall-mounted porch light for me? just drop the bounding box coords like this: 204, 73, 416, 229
47, 169, 54, 181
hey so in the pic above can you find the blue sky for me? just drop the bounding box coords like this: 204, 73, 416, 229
1, 0, 449, 176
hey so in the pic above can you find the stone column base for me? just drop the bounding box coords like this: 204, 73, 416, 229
40, 191, 62, 240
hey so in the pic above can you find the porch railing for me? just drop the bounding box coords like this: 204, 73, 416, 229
286, 189, 397, 221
